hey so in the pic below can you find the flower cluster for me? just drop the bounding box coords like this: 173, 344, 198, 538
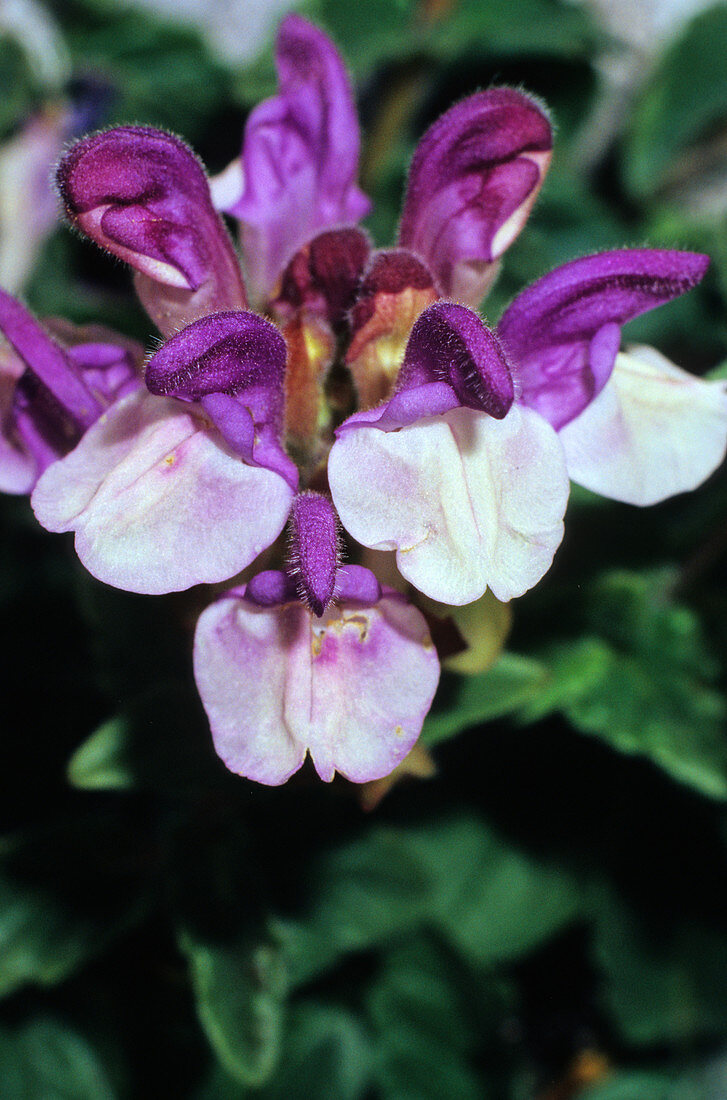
2, 15, 726, 786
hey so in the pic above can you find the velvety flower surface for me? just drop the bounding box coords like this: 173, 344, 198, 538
328, 302, 570, 605
194, 566, 440, 785
217, 14, 370, 305
57, 125, 247, 336
497, 248, 710, 430
398, 88, 552, 306
32, 311, 297, 594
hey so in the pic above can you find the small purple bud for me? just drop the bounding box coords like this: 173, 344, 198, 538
245, 570, 298, 607
275, 227, 371, 329
288, 492, 340, 617
397, 302, 514, 418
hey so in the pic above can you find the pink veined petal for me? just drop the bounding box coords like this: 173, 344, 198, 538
194, 597, 310, 786
303, 595, 439, 783
328, 404, 569, 605
193, 591, 439, 786
31, 389, 295, 594
559, 346, 727, 505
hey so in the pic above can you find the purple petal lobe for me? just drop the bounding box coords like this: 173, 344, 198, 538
146, 311, 297, 483
193, 589, 440, 785
224, 15, 370, 304
0, 288, 101, 428
398, 89, 552, 304
32, 389, 295, 594
288, 491, 339, 616
390, 302, 514, 424
146, 310, 286, 418
335, 564, 382, 605
245, 570, 298, 607
497, 248, 710, 429
57, 126, 247, 334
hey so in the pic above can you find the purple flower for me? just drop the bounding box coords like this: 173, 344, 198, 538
3, 13, 724, 790
32, 311, 297, 594
57, 126, 247, 337
496, 248, 727, 504
328, 301, 570, 606
215, 14, 371, 306
0, 287, 141, 494
398, 88, 552, 307
194, 502, 439, 784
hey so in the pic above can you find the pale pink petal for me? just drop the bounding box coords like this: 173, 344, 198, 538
559, 346, 727, 505
193, 592, 439, 786
31, 390, 295, 594
304, 595, 439, 782
328, 404, 569, 605
194, 597, 310, 786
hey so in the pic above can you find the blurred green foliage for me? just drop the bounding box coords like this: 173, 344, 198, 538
4, 0, 727, 1096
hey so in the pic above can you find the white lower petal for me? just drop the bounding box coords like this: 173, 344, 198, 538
329, 404, 569, 605
560, 346, 727, 506
31, 389, 295, 594
193, 593, 439, 786
194, 598, 309, 785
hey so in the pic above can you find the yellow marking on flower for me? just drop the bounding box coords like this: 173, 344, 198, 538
164, 452, 175, 466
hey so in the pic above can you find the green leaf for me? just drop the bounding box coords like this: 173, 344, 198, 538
0, 1018, 115, 1100
304, 0, 594, 76
67, 685, 223, 795
531, 572, 727, 801
593, 885, 727, 1047
367, 937, 483, 1100
0, 816, 149, 999
194, 1003, 371, 1100
419, 818, 586, 967
421, 654, 548, 747
266, 1003, 371, 1100
625, 6, 727, 196
277, 816, 586, 986
180, 932, 287, 1088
